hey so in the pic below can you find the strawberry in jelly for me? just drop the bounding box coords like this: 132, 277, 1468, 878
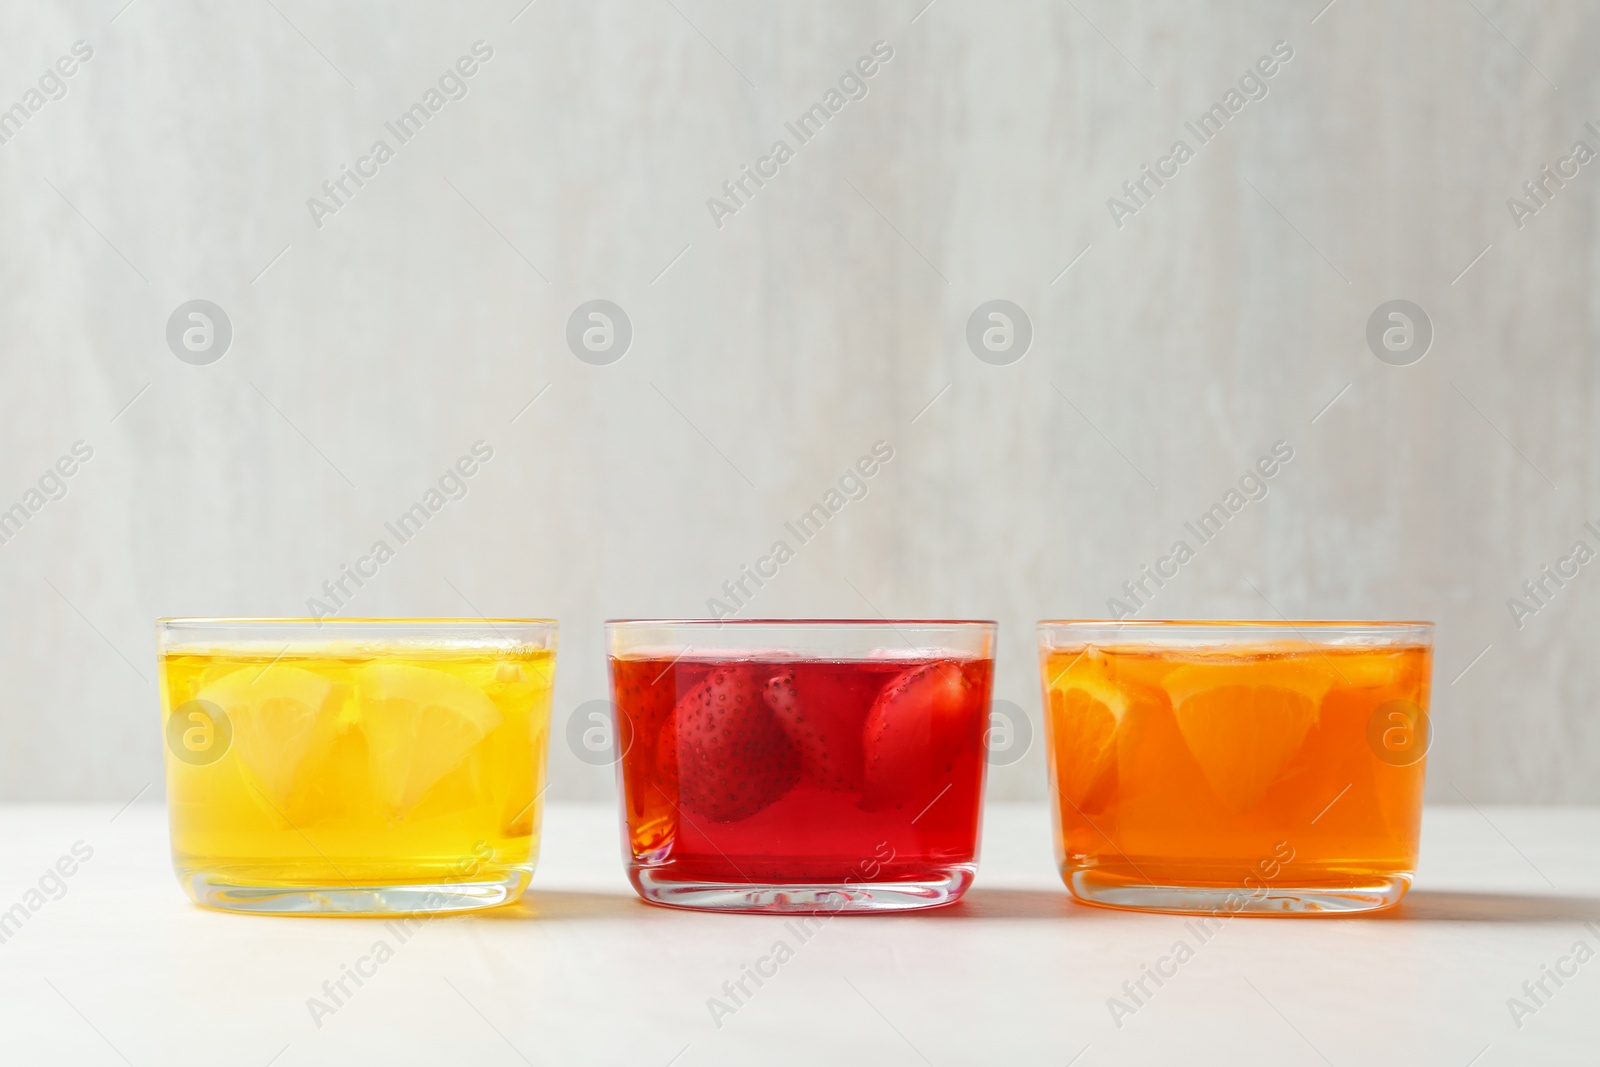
610, 653, 992, 889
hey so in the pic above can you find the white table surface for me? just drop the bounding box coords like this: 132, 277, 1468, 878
0, 802, 1594, 1066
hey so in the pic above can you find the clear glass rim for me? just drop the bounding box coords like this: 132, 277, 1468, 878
605, 618, 996, 628
1038, 619, 1433, 646
157, 617, 557, 653
606, 619, 996, 660
1038, 619, 1433, 629
158, 617, 557, 627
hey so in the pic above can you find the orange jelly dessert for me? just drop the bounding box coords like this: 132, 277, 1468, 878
1039, 622, 1432, 915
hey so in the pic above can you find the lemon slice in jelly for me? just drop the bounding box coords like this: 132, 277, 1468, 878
357, 663, 503, 817
194, 664, 343, 814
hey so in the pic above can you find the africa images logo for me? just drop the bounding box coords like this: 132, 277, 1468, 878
1105, 41, 1294, 229
305, 42, 495, 229
704, 41, 894, 229
0, 40, 93, 148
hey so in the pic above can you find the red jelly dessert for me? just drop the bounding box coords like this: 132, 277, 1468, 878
607, 621, 995, 913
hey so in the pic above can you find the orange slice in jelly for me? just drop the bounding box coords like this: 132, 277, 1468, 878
1163, 657, 1332, 813
1046, 654, 1129, 812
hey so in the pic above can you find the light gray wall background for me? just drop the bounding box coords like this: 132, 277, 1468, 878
2, 0, 1596, 805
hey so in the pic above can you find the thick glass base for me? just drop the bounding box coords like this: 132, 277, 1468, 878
1068, 868, 1412, 916
631, 865, 976, 914
179, 868, 532, 916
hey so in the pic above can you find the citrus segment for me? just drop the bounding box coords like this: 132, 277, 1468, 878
1046, 656, 1129, 812
1163, 661, 1331, 813
194, 664, 343, 812
357, 663, 503, 817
